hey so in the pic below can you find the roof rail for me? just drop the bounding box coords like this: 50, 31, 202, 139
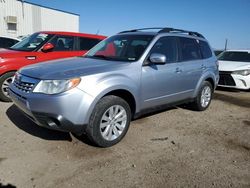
119, 27, 205, 38
119, 27, 164, 34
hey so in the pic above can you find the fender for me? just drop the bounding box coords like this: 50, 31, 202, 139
192, 71, 217, 98
78, 73, 140, 124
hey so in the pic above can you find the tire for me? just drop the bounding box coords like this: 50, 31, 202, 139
0, 72, 15, 102
189, 81, 213, 111
86, 95, 131, 147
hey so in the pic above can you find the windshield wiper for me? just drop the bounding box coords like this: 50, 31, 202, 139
87, 54, 112, 60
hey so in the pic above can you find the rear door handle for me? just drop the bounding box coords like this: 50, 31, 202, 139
201, 65, 206, 70
175, 68, 182, 73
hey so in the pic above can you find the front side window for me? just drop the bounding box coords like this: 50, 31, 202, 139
49, 35, 75, 51
10, 33, 52, 51
150, 36, 178, 63
179, 37, 201, 61
218, 51, 250, 62
86, 35, 154, 61
79, 37, 101, 51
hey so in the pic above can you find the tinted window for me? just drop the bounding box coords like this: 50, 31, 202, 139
0, 37, 19, 48
218, 51, 250, 62
79, 37, 101, 51
50, 35, 75, 51
199, 40, 212, 59
179, 37, 201, 61
150, 36, 177, 63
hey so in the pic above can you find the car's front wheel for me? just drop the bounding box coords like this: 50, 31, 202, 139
190, 81, 213, 111
0, 72, 15, 102
86, 95, 131, 147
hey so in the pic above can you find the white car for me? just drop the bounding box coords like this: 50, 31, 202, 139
218, 50, 250, 90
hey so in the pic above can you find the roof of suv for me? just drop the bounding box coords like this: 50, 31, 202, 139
225, 49, 250, 53
118, 27, 205, 39
38, 31, 106, 39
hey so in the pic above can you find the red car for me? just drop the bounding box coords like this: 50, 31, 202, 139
0, 31, 106, 102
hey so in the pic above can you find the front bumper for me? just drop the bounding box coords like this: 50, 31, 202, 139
9, 85, 95, 134
218, 71, 250, 90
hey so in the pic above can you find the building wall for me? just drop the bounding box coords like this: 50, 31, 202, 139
0, 0, 79, 38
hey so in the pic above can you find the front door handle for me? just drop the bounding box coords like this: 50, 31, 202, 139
26, 56, 36, 60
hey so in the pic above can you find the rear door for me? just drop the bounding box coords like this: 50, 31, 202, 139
176, 37, 203, 97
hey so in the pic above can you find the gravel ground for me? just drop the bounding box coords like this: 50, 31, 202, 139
0, 89, 249, 188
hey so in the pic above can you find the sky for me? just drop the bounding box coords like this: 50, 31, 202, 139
27, 0, 250, 50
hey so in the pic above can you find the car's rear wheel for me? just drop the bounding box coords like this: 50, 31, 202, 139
190, 81, 213, 111
86, 95, 131, 147
0, 72, 15, 102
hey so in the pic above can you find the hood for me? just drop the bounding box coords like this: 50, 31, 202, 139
218, 60, 250, 71
0, 48, 30, 58
19, 57, 130, 80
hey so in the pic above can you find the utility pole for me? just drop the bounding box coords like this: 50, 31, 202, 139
224, 38, 228, 51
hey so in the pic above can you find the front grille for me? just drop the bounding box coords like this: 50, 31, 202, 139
13, 73, 38, 93
219, 72, 236, 86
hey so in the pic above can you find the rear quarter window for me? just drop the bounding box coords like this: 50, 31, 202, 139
79, 37, 101, 51
199, 40, 212, 59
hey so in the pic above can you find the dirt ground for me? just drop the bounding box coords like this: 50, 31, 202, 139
0, 89, 249, 188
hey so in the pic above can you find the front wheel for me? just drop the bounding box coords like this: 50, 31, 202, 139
86, 95, 131, 147
0, 72, 15, 102
189, 81, 213, 111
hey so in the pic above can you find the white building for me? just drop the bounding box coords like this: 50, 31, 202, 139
0, 0, 79, 38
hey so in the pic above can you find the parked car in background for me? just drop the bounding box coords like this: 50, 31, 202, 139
0, 31, 106, 102
214, 49, 224, 56
9, 27, 219, 147
218, 50, 250, 90
0, 36, 20, 49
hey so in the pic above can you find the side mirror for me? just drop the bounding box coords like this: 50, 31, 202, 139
42, 43, 54, 52
149, 53, 166, 64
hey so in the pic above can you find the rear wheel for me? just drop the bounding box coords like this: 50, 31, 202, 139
189, 81, 213, 111
86, 95, 131, 147
0, 72, 15, 102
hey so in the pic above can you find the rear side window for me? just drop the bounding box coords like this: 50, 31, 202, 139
199, 40, 212, 59
79, 37, 101, 51
150, 36, 177, 63
179, 37, 201, 61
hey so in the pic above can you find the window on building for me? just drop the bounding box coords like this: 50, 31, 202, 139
7, 23, 17, 31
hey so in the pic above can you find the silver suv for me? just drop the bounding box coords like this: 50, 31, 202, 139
9, 28, 219, 147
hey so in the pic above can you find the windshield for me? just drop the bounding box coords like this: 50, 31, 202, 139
218, 51, 250, 62
10, 33, 53, 51
85, 34, 154, 61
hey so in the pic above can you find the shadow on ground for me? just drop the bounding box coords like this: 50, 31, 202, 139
6, 105, 72, 141
0, 183, 16, 188
214, 91, 250, 108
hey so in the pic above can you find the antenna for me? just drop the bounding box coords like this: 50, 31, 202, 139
96, 29, 100, 35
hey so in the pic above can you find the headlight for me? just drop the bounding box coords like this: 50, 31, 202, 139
33, 78, 81, 94
232, 69, 250, 76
